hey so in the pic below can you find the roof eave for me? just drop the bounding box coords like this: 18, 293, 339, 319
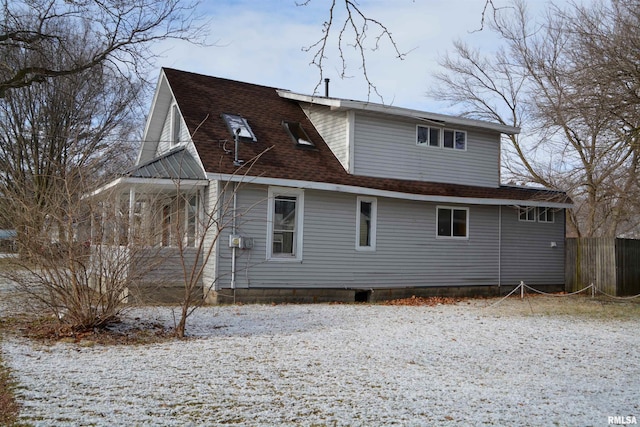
207, 173, 572, 208
277, 90, 520, 135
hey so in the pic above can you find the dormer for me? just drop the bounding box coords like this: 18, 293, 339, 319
277, 90, 518, 189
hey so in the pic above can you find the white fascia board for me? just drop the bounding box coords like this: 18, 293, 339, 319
137, 71, 168, 164
277, 90, 520, 135
207, 173, 572, 209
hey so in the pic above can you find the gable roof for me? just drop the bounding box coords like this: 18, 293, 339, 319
162, 68, 571, 207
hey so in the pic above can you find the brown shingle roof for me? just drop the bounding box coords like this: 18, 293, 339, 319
164, 68, 571, 205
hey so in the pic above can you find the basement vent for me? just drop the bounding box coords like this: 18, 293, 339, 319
354, 290, 371, 303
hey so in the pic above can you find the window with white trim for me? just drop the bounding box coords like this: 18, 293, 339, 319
518, 206, 555, 223
356, 196, 377, 251
538, 207, 554, 223
171, 104, 182, 146
417, 126, 441, 147
417, 125, 466, 150
437, 206, 469, 238
267, 187, 304, 261
518, 207, 536, 222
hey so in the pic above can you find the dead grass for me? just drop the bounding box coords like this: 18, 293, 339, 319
481, 293, 640, 319
384, 295, 463, 306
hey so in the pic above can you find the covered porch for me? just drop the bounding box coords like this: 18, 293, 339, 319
89, 147, 210, 303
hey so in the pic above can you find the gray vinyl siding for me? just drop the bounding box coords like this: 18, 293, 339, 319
215, 185, 514, 290
500, 207, 565, 286
352, 113, 500, 187
302, 104, 349, 170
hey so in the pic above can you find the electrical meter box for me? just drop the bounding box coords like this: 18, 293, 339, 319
229, 234, 254, 249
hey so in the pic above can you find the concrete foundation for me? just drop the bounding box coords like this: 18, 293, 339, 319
205, 284, 565, 305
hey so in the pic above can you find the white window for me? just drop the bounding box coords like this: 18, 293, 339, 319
171, 104, 182, 146
356, 196, 377, 251
417, 125, 441, 147
519, 207, 536, 222
518, 206, 555, 223
443, 129, 466, 150
437, 206, 469, 238
417, 126, 466, 150
267, 187, 304, 261
538, 207, 555, 223
186, 195, 198, 247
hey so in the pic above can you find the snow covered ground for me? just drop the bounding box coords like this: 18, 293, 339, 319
1, 295, 638, 427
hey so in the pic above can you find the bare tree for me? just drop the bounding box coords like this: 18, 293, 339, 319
170, 149, 271, 339
0, 0, 206, 97
0, 21, 141, 252
431, 0, 640, 237
1, 172, 158, 330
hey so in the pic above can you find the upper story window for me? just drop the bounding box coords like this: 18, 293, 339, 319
417, 126, 441, 147
356, 196, 377, 251
267, 187, 304, 261
417, 125, 466, 150
437, 206, 469, 239
171, 104, 182, 146
283, 121, 315, 148
538, 207, 555, 223
519, 206, 555, 223
518, 207, 536, 222
222, 113, 257, 142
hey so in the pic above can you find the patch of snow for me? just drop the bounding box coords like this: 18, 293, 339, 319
2, 303, 639, 426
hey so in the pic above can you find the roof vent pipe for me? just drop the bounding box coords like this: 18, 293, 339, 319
324, 78, 330, 97
233, 127, 243, 166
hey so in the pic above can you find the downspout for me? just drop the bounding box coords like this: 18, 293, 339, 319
498, 205, 502, 294
230, 182, 237, 302
231, 127, 242, 302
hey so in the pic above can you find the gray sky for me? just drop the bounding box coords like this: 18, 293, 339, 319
153, 0, 559, 113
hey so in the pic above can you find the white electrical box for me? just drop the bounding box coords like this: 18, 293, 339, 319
229, 234, 254, 249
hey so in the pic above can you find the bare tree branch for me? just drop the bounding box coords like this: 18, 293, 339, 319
300, 0, 407, 101
0, 0, 208, 97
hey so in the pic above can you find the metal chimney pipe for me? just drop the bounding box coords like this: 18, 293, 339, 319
324, 78, 330, 97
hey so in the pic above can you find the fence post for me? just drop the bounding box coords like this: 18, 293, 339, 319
591, 282, 595, 298
520, 281, 525, 299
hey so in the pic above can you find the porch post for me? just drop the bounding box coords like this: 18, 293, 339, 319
114, 192, 121, 246
128, 187, 136, 246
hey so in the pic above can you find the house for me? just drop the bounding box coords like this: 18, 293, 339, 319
94, 68, 572, 304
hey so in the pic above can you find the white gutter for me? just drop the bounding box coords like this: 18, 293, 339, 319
208, 173, 573, 209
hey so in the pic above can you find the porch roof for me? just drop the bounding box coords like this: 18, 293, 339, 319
125, 147, 205, 180
87, 148, 208, 198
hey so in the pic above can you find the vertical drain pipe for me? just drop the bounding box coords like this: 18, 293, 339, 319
498, 205, 502, 294
230, 181, 237, 303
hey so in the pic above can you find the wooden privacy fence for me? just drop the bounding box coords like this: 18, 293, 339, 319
566, 238, 640, 296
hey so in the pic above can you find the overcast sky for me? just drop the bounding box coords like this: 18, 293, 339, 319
153, 0, 562, 113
